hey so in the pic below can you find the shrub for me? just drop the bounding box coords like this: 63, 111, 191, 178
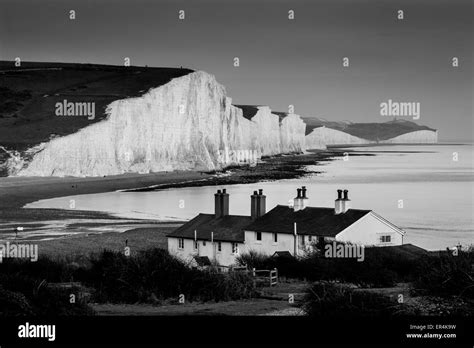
236, 250, 275, 270
82, 248, 256, 303
413, 250, 474, 298
302, 281, 402, 317
0, 274, 93, 316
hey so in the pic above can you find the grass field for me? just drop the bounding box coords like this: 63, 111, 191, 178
35, 225, 180, 259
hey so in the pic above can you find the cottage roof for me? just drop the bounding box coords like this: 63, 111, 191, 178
244, 205, 371, 237
166, 214, 252, 242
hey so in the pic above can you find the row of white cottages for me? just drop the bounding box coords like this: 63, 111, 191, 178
167, 187, 406, 267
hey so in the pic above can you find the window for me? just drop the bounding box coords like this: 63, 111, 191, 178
194, 241, 198, 250
256, 232, 262, 241
232, 243, 239, 254
308, 236, 312, 242
178, 238, 184, 249
380, 235, 391, 243
217, 242, 222, 252
273, 233, 278, 243
203, 241, 206, 246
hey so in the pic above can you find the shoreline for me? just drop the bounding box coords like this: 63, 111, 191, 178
0, 150, 346, 239
0, 150, 346, 209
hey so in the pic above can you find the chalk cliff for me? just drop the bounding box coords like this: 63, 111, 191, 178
15, 72, 305, 177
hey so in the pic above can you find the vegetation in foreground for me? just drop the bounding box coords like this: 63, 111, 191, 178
1, 244, 472, 317
0, 248, 256, 316
237, 246, 474, 316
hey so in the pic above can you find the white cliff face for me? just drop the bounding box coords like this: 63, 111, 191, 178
280, 114, 306, 153
305, 126, 370, 149
9, 70, 438, 177
17, 72, 251, 176
14, 71, 305, 177
381, 130, 438, 144
305, 127, 438, 149
250, 107, 281, 156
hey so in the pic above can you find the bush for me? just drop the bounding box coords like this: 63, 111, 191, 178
0, 274, 93, 316
303, 281, 402, 317
81, 248, 256, 303
413, 250, 474, 298
0, 248, 257, 308
236, 250, 275, 270
236, 249, 403, 287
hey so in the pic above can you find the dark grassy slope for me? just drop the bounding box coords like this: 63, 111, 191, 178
303, 117, 436, 140
0, 61, 193, 151
234, 104, 260, 120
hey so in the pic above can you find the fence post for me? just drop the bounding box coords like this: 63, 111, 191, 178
274, 267, 278, 283
252, 268, 256, 277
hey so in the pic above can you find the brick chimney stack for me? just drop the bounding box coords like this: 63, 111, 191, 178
251, 189, 266, 219
221, 188, 229, 217
335, 189, 351, 214
293, 188, 302, 211
215, 190, 222, 218
215, 189, 230, 218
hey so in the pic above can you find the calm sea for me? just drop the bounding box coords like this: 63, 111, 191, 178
25, 144, 474, 250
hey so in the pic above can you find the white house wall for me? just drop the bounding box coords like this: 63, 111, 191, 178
335, 212, 403, 246
168, 237, 242, 266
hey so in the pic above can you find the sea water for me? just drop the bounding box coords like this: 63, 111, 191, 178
25, 144, 473, 250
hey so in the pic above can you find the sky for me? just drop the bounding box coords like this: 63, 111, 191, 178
0, 0, 472, 141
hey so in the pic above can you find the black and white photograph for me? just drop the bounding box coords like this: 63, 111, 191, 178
0, 0, 472, 345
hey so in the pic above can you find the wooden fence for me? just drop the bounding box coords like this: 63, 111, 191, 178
225, 266, 279, 287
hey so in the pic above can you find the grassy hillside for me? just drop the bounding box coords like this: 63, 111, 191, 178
0, 61, 193, 152
303, 117, 436, 140
234, 104, 260, 120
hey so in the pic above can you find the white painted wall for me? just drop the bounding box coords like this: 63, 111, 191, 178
242, 230, 321, 256
243, 230, 296, 255
335, 212, 403, 246
168, 237, 242, 266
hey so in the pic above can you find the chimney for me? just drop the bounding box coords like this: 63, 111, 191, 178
257, 189, 266, 217
301, 186, 309, 210
251, 189, 266, 219
214, 190, 222, 218
335, 189, 343, 214
250, 190, 259, 219
221, 188, 229, 217
335, 189, 351, 214
341, 189, 351, 213
293, 188, 302, 211
301, 186, 307, 199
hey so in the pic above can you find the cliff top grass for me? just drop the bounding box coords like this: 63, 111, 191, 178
0, 61, 193, 151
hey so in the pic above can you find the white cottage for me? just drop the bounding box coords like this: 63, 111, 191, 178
167, 187, 405, 267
